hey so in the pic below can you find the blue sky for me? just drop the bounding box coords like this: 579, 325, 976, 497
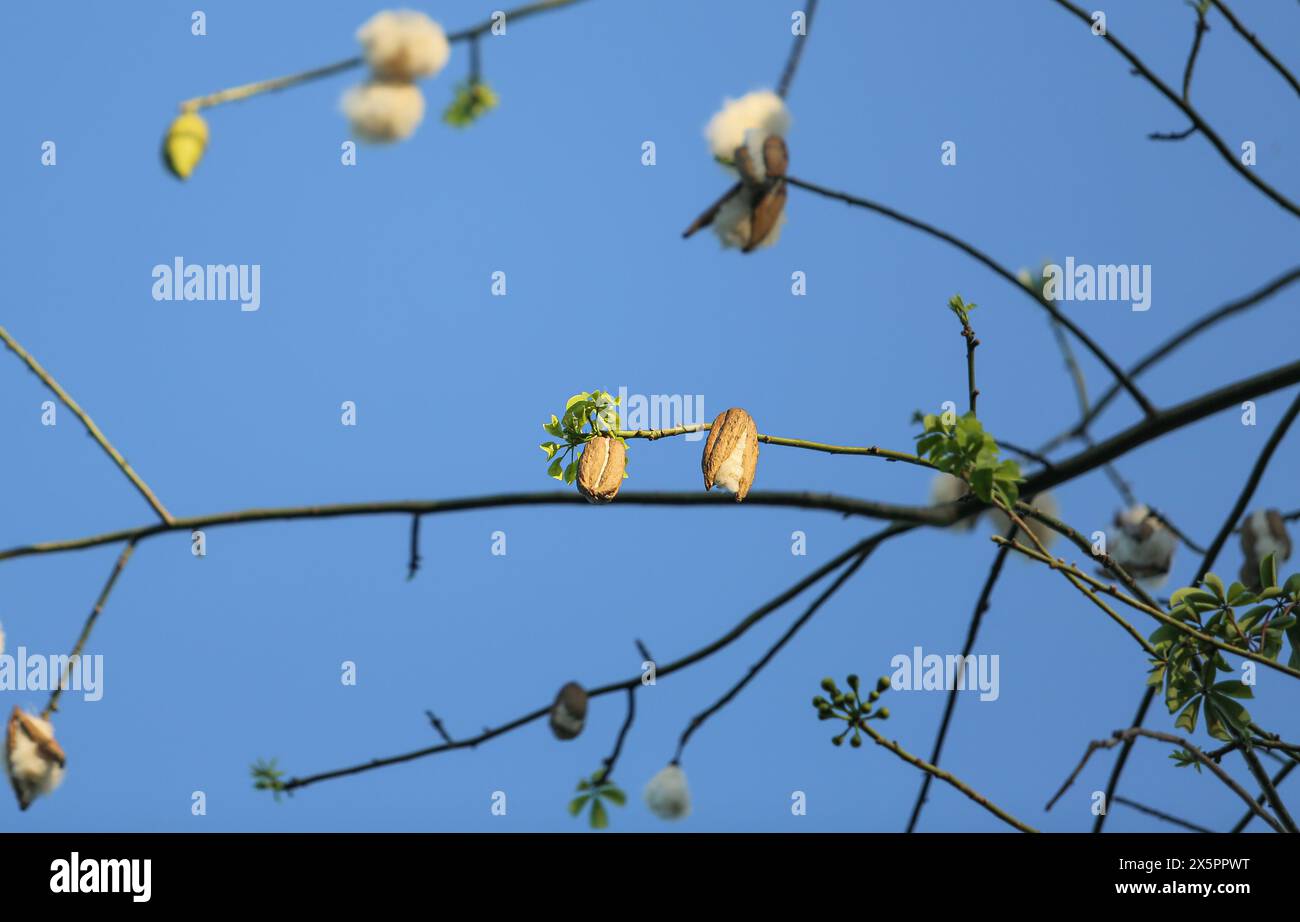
1, 0, 1297, 832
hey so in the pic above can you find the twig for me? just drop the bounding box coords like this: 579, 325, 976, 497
1050, 0, 1300, 221
1149, 2, 1208, 141
1112, 796, 1213, 833
673, 541, 878, 762
1208, 0, 1300, 100
783, 174, 1156, 416
993, 536, 1300, 679
776, 0, 819, 99
615, 425, 936, 469
1232, 761, 1296, 833
858, 722, 1038, 833
424, 711, 453, 744
1049, 727, 1284, 833
1047, 265, 1300, 447
906, 531, 1014, 832
406, 514, 422, 581
180, 0, 592, 112
601, 687, 636, 781
281, 524, 913, 791
42, 541, 137, 719
0, 325, 174, 524
1194, 388, 1300, 584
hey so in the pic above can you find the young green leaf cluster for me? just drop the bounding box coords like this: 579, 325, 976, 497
812, 674, 892, 748
443, 81, 499, 127
914, 411, 1022, 509
251, 758, 288, 802
1149, 553, 1299, 754
568, 768, 627, 830
539, 390, 627, 485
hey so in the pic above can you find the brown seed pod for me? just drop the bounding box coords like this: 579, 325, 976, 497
761, 134, 788, 179
576, 436, 626, 504
702, 408, 759, 502
1239, 509, 1292, 587
744, 179, 787, 253
549, 682, 588, 740
6, 707, 66, 811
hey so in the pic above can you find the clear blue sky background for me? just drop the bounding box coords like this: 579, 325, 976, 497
1, 1, 1297, 832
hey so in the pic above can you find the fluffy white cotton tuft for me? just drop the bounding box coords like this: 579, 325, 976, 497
5, 711, 65, 809
710, 430, 750, 492
644, 764, 690, 820
712, 193, 785, 250
1110, 504, 1177, 586
342, 82, 426, 142
357, 10, 450, 81
1244, 510, 1291, 566
930, 473, 978, 532
705, 90, 790, 164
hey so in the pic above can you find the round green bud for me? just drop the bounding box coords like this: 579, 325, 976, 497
850, 735, 862, 748
876, 676, 892, 693
846, 674, 860, 691
877, 707, 890, 720
832, 735, 843, 746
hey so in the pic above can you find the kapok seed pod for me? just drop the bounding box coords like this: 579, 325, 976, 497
702, 408, 759, 502
549, 682, 588, 740
1239, 509, 1292, 587
576, 436, 626, 504
163, 111, 209, 181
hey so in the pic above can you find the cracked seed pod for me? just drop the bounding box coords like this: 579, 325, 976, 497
576, 436, 626, 504
702, 408, 759, 501
549, 682, 588, 740
1239, 509, 1292, 588
5, 707, 65, 811
163, 111, 208, 180
1108, 504, 1177, 586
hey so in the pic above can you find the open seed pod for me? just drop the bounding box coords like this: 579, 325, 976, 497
163, 111, 209, 180
1108, 504, 1177, 585
5, 707, 66, 811
702, 408, 759, 502
549, 682, 588, 740
576, 436, 626, 504
1239, 509, 1292, 588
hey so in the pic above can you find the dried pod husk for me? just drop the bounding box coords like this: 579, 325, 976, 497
702, 408, 759, 502
1239, 509, 1292, 588
576, 436, 626, 504
5, 707, 66, 811
163, 111, 209, 180
549, 682, 588, 740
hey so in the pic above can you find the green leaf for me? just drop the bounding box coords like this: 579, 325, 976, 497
1260, 552, 1278, 591
547, 456, 564, 480
601, 786, 627, 806
569, 794, 591, 816
1174, 698, 1200, 733
1211, 680, 1254, 700
1208, 693, 1252, 735
1203, 572, 1226, 602
589, 797, 609, 830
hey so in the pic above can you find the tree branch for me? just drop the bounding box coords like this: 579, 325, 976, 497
776, 0, 819, 99
1208, 0, 1300, 100
0, 325, 174, 524
1050, 0, 1300, 221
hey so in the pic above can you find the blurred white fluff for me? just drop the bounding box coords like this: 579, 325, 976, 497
930, 473, 978, 532
705, 90, 790, 164
357, 10, 450, 81
1109, 504, 1177, 586
988, 491, 1060, 550
5, 710, 65, 810
342, 82, 426, 142
710, 430, 750, 493
1243, 510, 1292, 567
644, 764, 691, 820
